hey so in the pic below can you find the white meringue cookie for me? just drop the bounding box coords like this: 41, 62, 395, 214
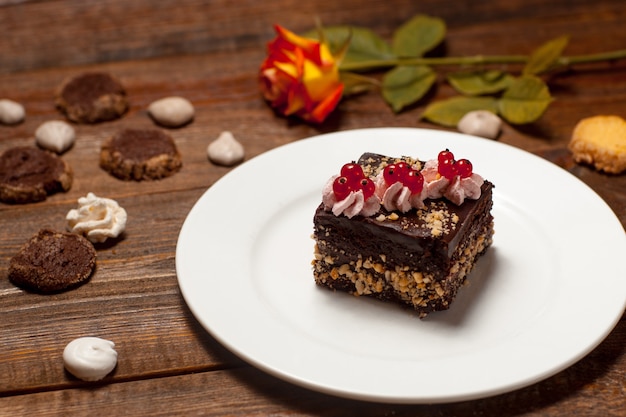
67, 193, 127, 243
0, 99, 25, 125
148, 96, 195, 127
63, 337, 118, 381
35, 120, 76, 154
457, 110, 502, 139
207, 131, 245, 166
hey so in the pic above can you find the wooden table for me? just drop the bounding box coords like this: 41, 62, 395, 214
1, 1, 625, 415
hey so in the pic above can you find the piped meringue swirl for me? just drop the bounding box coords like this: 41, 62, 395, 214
322, 175, 380, 218
66, 193, 127, 243
63, 337, 118, 381
374, 171, 426, 212
422, 159, 484, 205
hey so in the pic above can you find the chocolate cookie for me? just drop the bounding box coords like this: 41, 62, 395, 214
100, 128, 182, 180
56, 72, 128, 123
0, 146, 73, 204
9, 229, 96, 293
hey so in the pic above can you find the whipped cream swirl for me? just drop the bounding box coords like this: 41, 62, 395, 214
422, 159, 484, 205
67, 192, 127, 243
322, 175, 380, 218
374, 171, 426, 212
63, 337, 118, 381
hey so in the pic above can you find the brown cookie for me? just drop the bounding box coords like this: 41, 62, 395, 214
0, 146, 73, 204
9, 229, 96, 293
100, 128, 182, 180
56, 72, 129, 123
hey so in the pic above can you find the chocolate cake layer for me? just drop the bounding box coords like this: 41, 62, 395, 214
312, 152, 494, 317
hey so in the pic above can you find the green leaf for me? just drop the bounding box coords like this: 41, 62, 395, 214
392, 14, 446, 57
523, 35, 569, 75
305, 26, 395, 67
498, 75, 553, 124
422, 96, 499, 127
382, 65, 437, 112
447, 70, 514, 96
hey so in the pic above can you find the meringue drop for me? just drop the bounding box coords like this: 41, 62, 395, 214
0, 99, 25, 125
148, 96, 195, 127
457, 110, 502, 139
207, 131, 245, 166
63, 337, 118, 381
35, 120, 76, 153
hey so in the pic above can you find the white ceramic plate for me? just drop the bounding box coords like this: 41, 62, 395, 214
176, 128, 626, 404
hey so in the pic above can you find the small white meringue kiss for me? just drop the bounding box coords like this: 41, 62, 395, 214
207, 131, 245, 166
35, 120, 76, 154
457, 110, 502, 139
0, 99, 25, 125
148, 96, 195, 128
63, 337, 118, 381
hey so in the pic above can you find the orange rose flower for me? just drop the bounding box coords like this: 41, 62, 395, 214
259, 25, 344, 124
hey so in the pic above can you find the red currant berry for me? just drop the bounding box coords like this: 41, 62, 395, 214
438, 149, 454, 164
403, 169, 424, 194
340, 162, 364, 181
332, 176, 351, 200
360, 178, 376, 200
455, 159, 473, 178
383, 164, 403, 184
395, 161, 409, 173
438, 158, 458, 180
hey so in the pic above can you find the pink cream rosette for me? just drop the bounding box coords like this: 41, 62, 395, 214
322, 175, 380, 218
421, 159, 484, 206
374, 171, 427, 213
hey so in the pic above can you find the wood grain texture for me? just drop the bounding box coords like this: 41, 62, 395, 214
0, 0, 625, 415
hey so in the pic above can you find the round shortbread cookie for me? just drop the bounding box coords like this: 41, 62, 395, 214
100, 128, 182, 180
0, 146, 73, 204
569, 115, 626, 174
56, 72, 128, 124
9, 229, 96, 293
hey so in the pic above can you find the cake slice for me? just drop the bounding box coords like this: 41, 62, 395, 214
312, 152, 494, 318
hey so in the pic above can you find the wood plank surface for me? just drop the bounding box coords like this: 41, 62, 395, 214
1, 0, 625, 415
